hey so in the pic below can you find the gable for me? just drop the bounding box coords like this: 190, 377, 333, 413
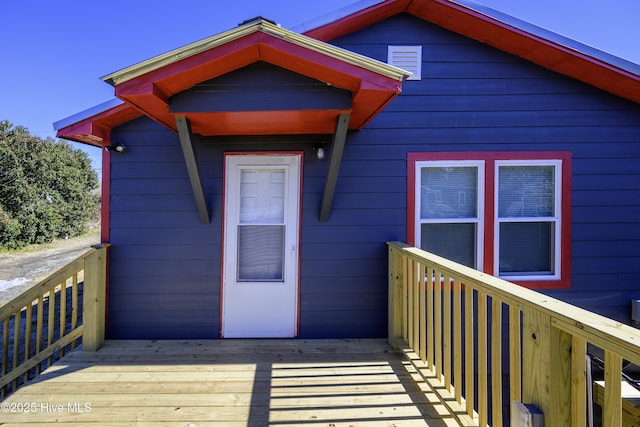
170, 62, 352, 113
57, 18, 409, 144
303, 0, 640, 106
168, 62, 353, 135
56, 1, 640, 146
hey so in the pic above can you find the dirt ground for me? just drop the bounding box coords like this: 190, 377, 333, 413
0, 233, 100, 305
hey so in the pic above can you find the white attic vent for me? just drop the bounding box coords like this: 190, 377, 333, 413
388, 46, 422, 80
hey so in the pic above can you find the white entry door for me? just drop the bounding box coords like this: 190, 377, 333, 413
222, 154, 301, 338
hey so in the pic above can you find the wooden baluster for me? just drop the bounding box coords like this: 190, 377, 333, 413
426, 265, 435, 370
71, 273, 79, 349
509, 306, 522, 404
434, 269, 443, 383
407, 258, 415, 347
47, 287, 56, 367
402, 255, 408, 343
60, 279, 67, 357
478, 291, 488, 427
419, 262, 427, 364
464, 286, 475, 418
12, 311, 20, 390
35, 295, 44, 375
2, 317, 9, 395
24, 303, 32, 383
412, 260, 420, 353
443, 274, 452, 392
491, 298, 503, 427
453, 277, 462, 404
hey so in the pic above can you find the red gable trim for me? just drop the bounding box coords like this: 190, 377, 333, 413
306, 0, 640, 105
113, 30, 403, 136
55, 103, 142, 147
57, 18, 408, 144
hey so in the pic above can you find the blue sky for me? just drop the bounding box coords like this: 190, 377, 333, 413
1, 0, 638, 167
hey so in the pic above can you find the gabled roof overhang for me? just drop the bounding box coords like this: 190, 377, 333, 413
304, 0, 640, 105
57, 19, 408, 144
102, 19, 407, 137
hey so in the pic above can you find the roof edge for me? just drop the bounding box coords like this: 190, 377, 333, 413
53, 98, 124, 132
450, 0, 640, 76
291, 0, 386, 33
102, 18, 410, 87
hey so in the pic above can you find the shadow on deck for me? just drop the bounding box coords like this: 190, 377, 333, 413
1, 339, 460, 426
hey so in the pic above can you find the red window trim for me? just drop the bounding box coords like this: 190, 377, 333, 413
408, 151, 572, 289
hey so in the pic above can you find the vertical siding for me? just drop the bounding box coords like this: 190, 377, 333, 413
107, 13, 640, 339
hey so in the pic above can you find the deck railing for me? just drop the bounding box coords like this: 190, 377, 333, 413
388, 241, 640, 427
0, 244, 108, 398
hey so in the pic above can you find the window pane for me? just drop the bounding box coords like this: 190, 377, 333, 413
238, 225, 284, 281
499, 222, 554, 275
240, 169, 285, 224
421, 167, 478, 219
421, 223, 476, 268
498, 166, 554, 218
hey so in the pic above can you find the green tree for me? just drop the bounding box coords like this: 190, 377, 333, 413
0, 120, 99, 249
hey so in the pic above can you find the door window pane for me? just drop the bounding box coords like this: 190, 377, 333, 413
238, 168, 286, 281
240, 169, 285, 224
238, 225, 285, 281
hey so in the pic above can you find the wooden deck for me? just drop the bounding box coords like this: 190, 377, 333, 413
0, 339, 459, 426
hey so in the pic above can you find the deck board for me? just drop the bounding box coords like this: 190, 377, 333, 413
1, 339, 460, 426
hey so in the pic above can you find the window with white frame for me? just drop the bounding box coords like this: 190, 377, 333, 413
415, 161, 484, 269
409, 152, 571, 288
495, 160, 562, 280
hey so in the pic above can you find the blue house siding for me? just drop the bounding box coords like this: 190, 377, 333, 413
105, 13, 640, 339
330, 13, 640, 323
106, 120, 402, 339
107, 120, 221, 338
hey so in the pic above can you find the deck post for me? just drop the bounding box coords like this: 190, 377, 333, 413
522, 307, 573, 426
83, 244, 109, 351
388, 245, 404, 348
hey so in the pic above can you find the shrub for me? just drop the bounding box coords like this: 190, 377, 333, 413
0, 120, 99, 249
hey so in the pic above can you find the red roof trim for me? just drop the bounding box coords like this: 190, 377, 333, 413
306, 0, 640, 105
304, 0, 410, 41
55, 103, 142, 146
113, 30, 403, 135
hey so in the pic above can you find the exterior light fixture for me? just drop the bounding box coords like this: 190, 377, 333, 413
313, 142, 326, 160
105, 142, 126, 153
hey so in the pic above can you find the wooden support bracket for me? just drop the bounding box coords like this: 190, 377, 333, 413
175, 116, 210, 224
320, 113, 350, 222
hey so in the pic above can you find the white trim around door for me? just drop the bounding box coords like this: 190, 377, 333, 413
221, 153, 301, 338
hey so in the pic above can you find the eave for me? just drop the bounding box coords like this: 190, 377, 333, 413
304, 0, 640, 105
55, 101, 142, 147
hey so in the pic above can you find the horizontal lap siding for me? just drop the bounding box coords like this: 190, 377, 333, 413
107, 14, 640, 338
108, 120, 222, 339
332, 14, 640, 324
